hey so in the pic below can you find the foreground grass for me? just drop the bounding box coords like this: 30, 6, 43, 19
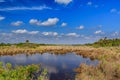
0, 62, 48, 80
74, 47, 120, 80
0, 45, 120, 80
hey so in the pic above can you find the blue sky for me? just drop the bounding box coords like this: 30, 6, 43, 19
0, 0, 120, 44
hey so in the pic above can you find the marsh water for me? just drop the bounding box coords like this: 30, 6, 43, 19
0, 53, 98, 80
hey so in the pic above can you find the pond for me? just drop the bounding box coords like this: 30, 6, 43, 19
0, 53, 98, 80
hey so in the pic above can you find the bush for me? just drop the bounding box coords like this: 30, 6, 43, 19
0, 62, 48, 80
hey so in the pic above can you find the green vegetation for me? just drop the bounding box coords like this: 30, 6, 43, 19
15, 43, 41, 48
0, 42, 62, 48
85, 38, 120, 47
0, 62, 48, 80
0, 43, 11, 46
1, 38, 120, 47
0, 39, 120, 80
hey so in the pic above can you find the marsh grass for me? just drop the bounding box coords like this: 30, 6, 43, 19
0, 45, 120, 80
75, 47, 120, 80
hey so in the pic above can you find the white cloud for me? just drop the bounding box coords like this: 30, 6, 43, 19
61, 22, 67, 27
66, 33, 79, 37
42, 32, 58, 36
94, 30, 104, 34
0, 31, 111, 44
0, 5, 51, 11
12, 29, 28, 34
77, 25, 84, 30
87, 2, 92, 6
11, 21, 23, 26
40, 18, 59, 26
28, 31, 39, 34
0, 16, 5, 21
12, 29, 39, 34
29, 18, 59, 26
29, 19, 38, 24
0, 0, 5, 2
55, 0, 72, 5
111, 31, 119, 36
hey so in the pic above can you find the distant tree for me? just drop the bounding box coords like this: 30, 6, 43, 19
104, 37, 107, 40
93, 38, 120, 47
1, 42, 5, 45
25, 40, 29, 43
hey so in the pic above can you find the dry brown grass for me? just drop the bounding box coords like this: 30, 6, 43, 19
74, 47, 120, 80
0, 45, 120, 80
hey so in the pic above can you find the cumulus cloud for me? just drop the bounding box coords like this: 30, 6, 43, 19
40, 18, 59, 26
42, 32, 58, 36
55, 0, 72, 5
29, 19, 38, 24
0, 32, 108, 44
12, 29, 39, 34
77, 25, 84, 30
94, 30, 104, 34
12, 29, 28, 34
0, 5, 51, 11
11, 21, 23, 26
61, 22, 67, 27
0, 16, 5, 21
66, 33, 79, 37
29, 18, 59, 26
28, 31, 39, 34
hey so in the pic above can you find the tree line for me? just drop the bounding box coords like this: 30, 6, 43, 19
85, 37, 120, 47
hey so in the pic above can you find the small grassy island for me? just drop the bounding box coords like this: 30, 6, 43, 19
0, 38, 120, 80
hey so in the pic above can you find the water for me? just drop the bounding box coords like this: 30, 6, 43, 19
0, 53, 98, 80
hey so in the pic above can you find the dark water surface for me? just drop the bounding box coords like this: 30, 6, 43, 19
0, 53, 98, 80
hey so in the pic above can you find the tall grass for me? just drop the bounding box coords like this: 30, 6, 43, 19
75, 47, 120, 80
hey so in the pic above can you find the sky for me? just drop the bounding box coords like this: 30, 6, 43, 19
0, 0, 120, 44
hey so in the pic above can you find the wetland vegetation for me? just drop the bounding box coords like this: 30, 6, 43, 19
0, 38, 120, 80
0, 62, 48, 80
